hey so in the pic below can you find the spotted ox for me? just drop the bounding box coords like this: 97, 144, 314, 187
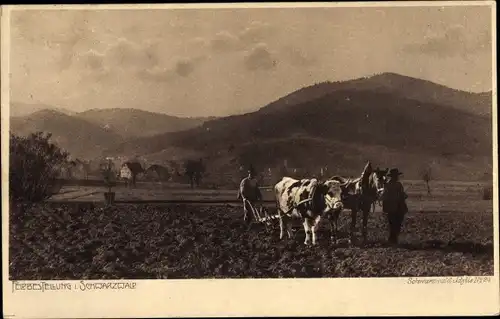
329, 161, 388, 244
273, 177, 344, 246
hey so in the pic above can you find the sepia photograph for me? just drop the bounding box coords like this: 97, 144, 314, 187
1, 1, 498, 317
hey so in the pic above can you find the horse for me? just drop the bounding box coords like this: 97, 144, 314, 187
329, 161, 388, 244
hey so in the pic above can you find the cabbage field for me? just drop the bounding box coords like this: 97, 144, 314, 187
8, 201, 494, 279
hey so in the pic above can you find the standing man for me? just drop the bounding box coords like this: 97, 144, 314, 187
382, 168, 409, 245
237, 166, 262, 224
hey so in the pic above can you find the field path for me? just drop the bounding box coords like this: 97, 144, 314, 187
48, 180, 493, 214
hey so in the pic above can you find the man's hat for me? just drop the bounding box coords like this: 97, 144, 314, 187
248, 165, 256, 174
387, 168, 403, 177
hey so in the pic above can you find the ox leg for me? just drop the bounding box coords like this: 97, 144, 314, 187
311, 215, 321, 246
329, 218, 335, 243
279, 214, 293, 240
303, 218, 312, 245
286, 219, 293, 239
279, 215, 285, 240
282, 214, 293, 239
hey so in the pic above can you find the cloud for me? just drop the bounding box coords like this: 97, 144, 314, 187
39, 11, 98, 70
66, 37, 166, 82
207, 21, 273, 55
138, 56, 205, 82
475, 27, 492, 52
59, 33, 209, 83
175, 59, 196, 77
244, 43, 278, 71
138, 66, 176, 82
404, 25, 491, 58
210, 31, 241, 53
188, 37, 209, 51
77, 50, 107, 72
203, 21, 313, 70
105, 38, 158, 69
238, 21, 272, 45
283, 46, 317, 67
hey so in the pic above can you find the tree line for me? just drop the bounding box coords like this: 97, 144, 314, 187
11, 131, 472, 203
9, 132, 209, 202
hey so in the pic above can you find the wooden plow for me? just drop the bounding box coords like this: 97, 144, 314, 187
244, 197, 317, 230
243, 199, 278, 230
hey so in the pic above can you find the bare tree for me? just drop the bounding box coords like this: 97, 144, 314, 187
420, 165, 432, 195
80, 159, 91, 180
184, 158, 206, 188
100, 158, 117, 194
168, 160, 181, 177
64, 160, 77, 180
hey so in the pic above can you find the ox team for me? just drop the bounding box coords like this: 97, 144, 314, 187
238, 162, 408, 246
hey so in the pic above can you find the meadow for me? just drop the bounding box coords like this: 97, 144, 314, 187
9, 179, 494, 279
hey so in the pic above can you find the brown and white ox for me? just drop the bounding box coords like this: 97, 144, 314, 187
273, 177, 344, 246
329, 161, 388, 244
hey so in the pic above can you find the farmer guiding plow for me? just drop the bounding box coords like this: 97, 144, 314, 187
237, 166, 265, 224
236, 165, 278, 231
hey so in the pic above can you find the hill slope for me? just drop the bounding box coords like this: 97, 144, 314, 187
9, 107, 214, 160
10, 109, 124, 159
261, 72, 492, 117
107, 87, 492, 181
76, 108, 213, 138
9, 102, 76, 117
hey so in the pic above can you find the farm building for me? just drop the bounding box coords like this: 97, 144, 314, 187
120, 162, 145, 185
120, 164, 133, 180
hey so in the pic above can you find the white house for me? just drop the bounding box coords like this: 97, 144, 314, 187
120, 164, 133, 180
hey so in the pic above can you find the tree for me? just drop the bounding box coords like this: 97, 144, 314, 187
194, 159, 206, 187
184, 158, 205, 188
65, 160, 77, 179
167, 160, 182, 182
99, 158, 117, 194
184, 160, 196, 188
10, 132, 69, 202
79, 159, 91, 180
420, 165, 432, 195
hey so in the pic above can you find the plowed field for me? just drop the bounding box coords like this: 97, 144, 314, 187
9, 202, 494, 279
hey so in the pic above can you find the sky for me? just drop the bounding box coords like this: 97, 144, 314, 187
9, 4, 494, 117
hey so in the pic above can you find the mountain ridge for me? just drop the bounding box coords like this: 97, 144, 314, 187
10, 72, 493, 181
260, 72, 492, 117
9, 108, 213, 159
9, 102, 77, 117
10, 109, 125, 159
105, 82, 492, 180
75, 108, 214, 138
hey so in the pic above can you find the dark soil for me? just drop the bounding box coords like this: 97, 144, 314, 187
8, 202, 494, 279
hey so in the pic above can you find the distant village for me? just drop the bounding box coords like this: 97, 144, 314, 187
56, 156, 334, 189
